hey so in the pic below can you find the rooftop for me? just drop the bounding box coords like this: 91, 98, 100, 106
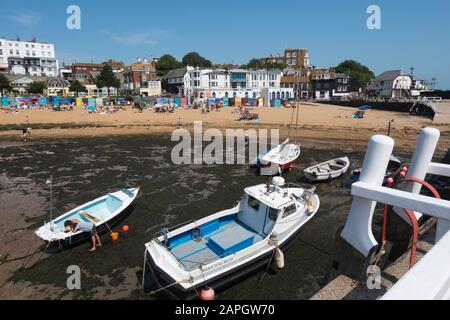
244, 184, 297, 209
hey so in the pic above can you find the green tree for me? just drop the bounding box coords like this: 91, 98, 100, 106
156, 54, 183, 76
182, 52, 212, 68
27, 81, 47, 95
0, 74, 11, 95
244, 58, 287, 70
335, 60, 375, 90
95, 64, 121, 95
69, 80, 87, 96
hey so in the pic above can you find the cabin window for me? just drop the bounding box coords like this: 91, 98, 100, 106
282, 204, 297, 218
268, 208, 279, 221
248, 196, 260, 211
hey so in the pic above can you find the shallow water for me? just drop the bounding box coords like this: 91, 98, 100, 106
0, 134, 447, 300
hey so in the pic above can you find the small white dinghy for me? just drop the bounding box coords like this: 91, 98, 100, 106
304, 157, 350, 182
143, 177, 319, 299
262, 139, 301, 170
35, 187, 140, 247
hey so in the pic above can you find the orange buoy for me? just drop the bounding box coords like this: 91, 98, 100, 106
386, 177, 394, 186
111, 232, 119, 241
402, 166, 408, 172
200, 286, 215, 300
122, 225, 129, 232
399, 171, 406, 177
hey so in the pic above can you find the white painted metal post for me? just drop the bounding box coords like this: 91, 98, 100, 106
395, 127, 441, 223
341, 135, 395, 256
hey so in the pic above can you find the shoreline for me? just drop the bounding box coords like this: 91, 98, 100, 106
0, 122, 449, 157
1, 103, 448, 156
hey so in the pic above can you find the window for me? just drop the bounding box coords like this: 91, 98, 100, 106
248, 196, 260, 211
268, 208, 279, 221
16, 50, 19, 55
25, 44, 29, 48
338, 86, 342, 92
292, 52, 297, 57
0, 49, 2, 55
282, 204, 297, 218
286, 52, 291, 58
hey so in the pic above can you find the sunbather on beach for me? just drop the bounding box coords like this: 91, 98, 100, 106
64, 219, 101, 252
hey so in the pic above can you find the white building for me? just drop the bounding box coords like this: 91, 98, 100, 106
183, 67, 293, 104
0, 38, 58, 77
367, 70, 428, 99
140, 80, 162, 97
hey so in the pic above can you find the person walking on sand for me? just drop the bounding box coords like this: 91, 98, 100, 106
64, 219, 102, 252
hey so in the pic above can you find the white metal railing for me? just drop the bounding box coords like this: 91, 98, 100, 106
381, 230, 450, 300
341, 127, 449, 256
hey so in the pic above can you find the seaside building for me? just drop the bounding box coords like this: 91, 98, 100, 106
45, 78, 71, 97
284, 48, 309, 68
311, 68, 336, 100
0, 37, 58, 77
122, 58, 157, 95
10, 76, 35, 95
259, 48, 310, 68
281, 75, 312, 100
366, 70, 428, 99
140, 80, 162, 97
332, 73, 351, 99
163, 67, 188, 96
71, 63, 104, 85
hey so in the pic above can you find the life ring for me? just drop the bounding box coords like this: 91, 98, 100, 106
192, 226, 203, 242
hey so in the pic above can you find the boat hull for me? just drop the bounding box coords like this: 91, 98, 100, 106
43, 196, 138, 249
145, 225, 304, 300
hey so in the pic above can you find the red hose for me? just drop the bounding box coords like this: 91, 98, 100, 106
381, 177, 441, 269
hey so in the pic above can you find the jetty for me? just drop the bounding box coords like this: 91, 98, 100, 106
313, 127, 450, 300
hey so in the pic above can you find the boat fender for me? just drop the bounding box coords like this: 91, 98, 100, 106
200, 286, 215, 300
274, 247, 285, 269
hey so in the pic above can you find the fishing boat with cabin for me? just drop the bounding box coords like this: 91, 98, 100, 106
143, 177, 320, 299
35, 187, 140, 247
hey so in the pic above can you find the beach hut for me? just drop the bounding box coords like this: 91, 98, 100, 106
273, 99, 282, 108
88, 98, 96, 108
1, 97, 8, 106
174, 97, 181, 107
53, 97, 61, 107
235, 97, 242, 106
39, 97, 47, 106
96, 98, 103, 106
76, 97, 83, 107
223, 97, 229, 107
181, 97, 187, 107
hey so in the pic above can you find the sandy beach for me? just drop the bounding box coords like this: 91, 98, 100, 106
1, 102, 449, 155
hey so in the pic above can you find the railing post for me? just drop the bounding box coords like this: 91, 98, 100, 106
341, 135, 395, 256
324, 135, 394, 282
395, 127, 440, 222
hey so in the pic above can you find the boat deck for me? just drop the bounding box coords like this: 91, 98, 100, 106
169, 220, 264, 271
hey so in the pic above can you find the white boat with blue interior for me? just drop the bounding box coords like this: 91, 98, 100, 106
35, 187, 140, 247
144, 178, 319, 299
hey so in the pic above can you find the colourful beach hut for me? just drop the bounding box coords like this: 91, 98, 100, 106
1, 97, 8, 106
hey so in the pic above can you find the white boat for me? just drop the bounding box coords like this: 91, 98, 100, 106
144, 178, 319, 299
262, 139, 301, 170
35, 187, 140, 247
304, 157, 350, 182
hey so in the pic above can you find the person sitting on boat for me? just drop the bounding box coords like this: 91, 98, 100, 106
64, 219, 101, 252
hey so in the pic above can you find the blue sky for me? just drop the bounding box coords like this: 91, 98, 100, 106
2, 0, 450, 88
